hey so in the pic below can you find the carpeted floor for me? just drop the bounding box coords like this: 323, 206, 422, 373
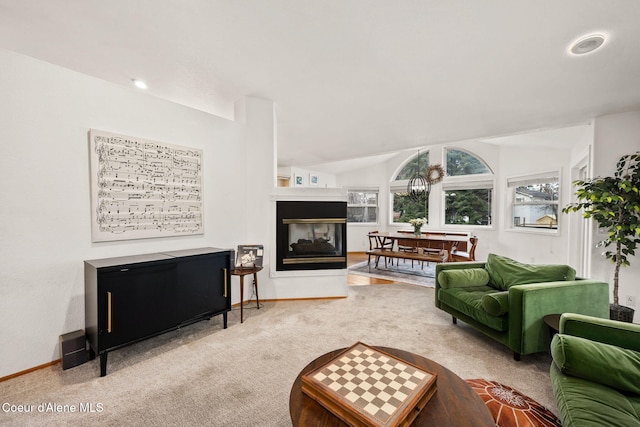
348, 260, 436, 287
0, 283, 556, 426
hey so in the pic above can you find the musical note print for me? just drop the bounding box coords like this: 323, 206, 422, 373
89, 130, 204, 242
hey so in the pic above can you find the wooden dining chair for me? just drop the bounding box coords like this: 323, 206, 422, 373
450, 236, 478, 262
367, 231, 394, 268
393, 231, 418, 267
396, 231, 418, 252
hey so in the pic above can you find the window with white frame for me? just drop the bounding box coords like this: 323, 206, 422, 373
443, 180, 494, 225
443, 148, 494, 226
347, 189, 379, 223
507, 172, 559, 231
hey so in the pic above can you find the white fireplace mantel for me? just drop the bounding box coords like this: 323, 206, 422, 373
267, 188, 348, 297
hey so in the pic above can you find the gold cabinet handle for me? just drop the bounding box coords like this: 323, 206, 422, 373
223, 268, 228, 298
107, 291, 112, 333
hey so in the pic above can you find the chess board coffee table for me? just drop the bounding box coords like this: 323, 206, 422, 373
290, 346, 494, 426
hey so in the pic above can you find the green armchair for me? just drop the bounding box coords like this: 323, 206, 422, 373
435, 254, 609, 360
550, 313, 640, 427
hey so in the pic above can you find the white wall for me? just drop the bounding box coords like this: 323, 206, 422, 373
233, 97, 279, 302
494, 145, 572, 264
0, 49, 248, 378
339, 158, 394, 251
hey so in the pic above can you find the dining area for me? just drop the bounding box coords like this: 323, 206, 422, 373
365, 230, 478, 272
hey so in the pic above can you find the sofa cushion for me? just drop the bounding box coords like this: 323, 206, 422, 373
551, 363, 640, 427
485, 253, 576, 291
439, 286, 508, 331
438, 268, 490, 289
630, 397, 640, 423
481, 291, 509, 316
551, 334, 640, 395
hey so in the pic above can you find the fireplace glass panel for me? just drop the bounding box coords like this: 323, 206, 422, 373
288, 222, 343, 258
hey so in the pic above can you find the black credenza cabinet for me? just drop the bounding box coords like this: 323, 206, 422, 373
85, 248, 232, 376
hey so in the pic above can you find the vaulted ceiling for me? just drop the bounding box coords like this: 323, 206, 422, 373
1, 1, 639, 169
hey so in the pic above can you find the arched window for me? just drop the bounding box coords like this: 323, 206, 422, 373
394, 152, 430, 181
391, 152, 429, 223
443, 148, 494, 226
446, 149, 492, 176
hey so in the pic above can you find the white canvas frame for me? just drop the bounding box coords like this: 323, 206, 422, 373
89, 129, 204, 242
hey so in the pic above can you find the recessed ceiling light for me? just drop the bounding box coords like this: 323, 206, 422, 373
569, 34, 606, 55
132, 79, 148, 90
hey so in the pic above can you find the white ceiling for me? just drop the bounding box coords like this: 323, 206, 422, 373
1, 1, 639, 169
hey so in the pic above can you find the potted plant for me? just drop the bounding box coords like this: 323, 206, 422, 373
563, 151, 640, 322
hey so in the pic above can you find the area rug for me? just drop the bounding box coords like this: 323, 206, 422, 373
466, 379, 561, 427
348, 260, 435, 287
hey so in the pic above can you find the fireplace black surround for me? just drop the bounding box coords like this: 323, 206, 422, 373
276, 201, 347, 271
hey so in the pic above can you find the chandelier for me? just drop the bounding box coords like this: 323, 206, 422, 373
408, 173, 428, 201
407, 151, 429, 201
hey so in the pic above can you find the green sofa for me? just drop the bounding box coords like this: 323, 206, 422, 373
435, 254, 609, 360
550, 313, 640, 427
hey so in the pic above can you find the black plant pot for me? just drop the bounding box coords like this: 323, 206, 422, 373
610, 303, 635, 323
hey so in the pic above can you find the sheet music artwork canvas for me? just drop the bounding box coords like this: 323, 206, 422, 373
236, 245, 264, 268
89, 129, 204, 242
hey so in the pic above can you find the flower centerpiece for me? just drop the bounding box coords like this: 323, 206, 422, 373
409, 217, 427, 236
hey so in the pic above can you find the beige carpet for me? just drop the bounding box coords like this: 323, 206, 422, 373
0, 283, 556, 426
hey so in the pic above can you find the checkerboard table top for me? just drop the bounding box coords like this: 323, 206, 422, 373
301, 342, 437, 427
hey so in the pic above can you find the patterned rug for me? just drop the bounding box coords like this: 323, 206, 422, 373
347, 260, 435, 287
466, 379, 561, 427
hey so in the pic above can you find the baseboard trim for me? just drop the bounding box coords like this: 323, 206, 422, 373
231, 295, 346, 308
0, 359, 60, 383
261, 296, 347, 302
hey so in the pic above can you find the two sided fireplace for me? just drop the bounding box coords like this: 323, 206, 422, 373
276, 201, 347, 271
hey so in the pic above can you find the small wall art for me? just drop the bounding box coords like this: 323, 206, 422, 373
310, 174, 319, 186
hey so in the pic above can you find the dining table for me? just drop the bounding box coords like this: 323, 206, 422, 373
370, 231, 471, 262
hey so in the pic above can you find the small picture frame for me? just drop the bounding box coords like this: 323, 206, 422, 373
235, 245, 264, 268
295, 174, 304, 186
310, 174, 319, 186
